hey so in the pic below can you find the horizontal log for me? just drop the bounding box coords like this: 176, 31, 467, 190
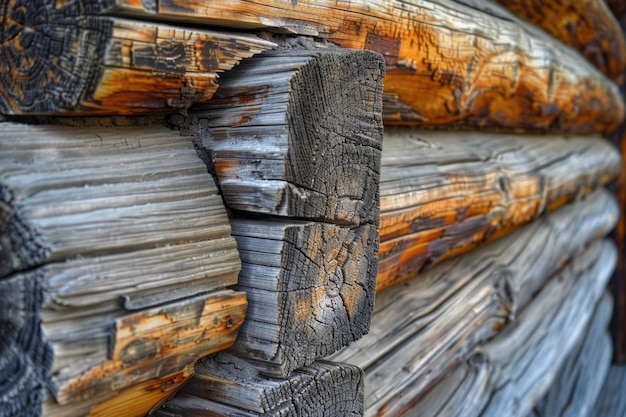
591, 364, 626, 416
90, 0, 623, 132
0, 122, 246, 416
401, 269, 614, 417
328, 190, 618, 416
154, 353, 363, 417
490, 0, 626, 83
0, 122, 239, 279
227, 218, 377, 377
1, 266, 247, 417
0, 1, 274, 115
475, 241, 615, 417
186, 47, 384, 225
532, 294, 613, 417
377, 129, 620, 290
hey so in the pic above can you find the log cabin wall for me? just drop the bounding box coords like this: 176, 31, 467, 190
1, 1, 626, 417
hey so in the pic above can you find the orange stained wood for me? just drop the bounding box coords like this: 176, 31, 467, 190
106, 0, 625, 132
494, 0, 626, 83
0, 1, 275, 115
88, 365, 193, 417
376, 173, 616, 292
53, 291, 247, 406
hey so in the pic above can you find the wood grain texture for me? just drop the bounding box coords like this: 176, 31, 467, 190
328, 190, 618, 416
155, 353, 363, 417
187, 47, 384, 225
490, 0, 626, 83
0, 0, 274, 115
227, 219, 377, 377
377, 129, 621, 290
475, 241, 615, 417
93, 0, 623, 132
531, 293, 613, 417
0, 122, 246, 416
1, 266, 247, 417
0, 122, 239, 279
400, 273, 614, 417
591, 364, 626, 417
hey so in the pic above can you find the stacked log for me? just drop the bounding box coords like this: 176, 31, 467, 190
1, 0, 626, 416
377, 129, 621, 290
329, 189, 618, 415
3, 0, 624, 130
150, 45, 384, 415
0, 122, 246, 416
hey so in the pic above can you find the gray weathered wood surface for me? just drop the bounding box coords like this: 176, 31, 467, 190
475, 241, 615, 417
172, 47, 384, 378
377, 129, 621, 290
0, 122, 245, 417
186, 47, 384, 226
154, 353, 363, 417
530, 293, 613, 417
591, 364, 626, 417
400, 284, 608, 417
228, 219, 377, 377
329, 190, 618, 416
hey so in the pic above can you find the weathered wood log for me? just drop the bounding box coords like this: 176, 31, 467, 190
475, 242, 615, 417
226, 219, 377, 377
377, 129, 620, 290
591, 364, 626, 416
154, 353, 363, 417
329, 190, 618, 416
0, 0, 274, 115
399, 269, 614, 417
1, 264, 247, 417
176, 47, 383, 377
531, 294, 613, 417
489, 0, 626, 83
0, 122, 240, 279
186, 47, 384, 225
0, 122, 246, 416
79, 0, 625, 132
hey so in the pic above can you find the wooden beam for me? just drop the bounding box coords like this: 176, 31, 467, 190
377, 129, 620, 291
489, 0, 626, 83
154, 353, 364, 417
0, 123, 239, 279
227, 219, 377, 377
0, 2, 274, 115
187, 47, 384, 225
329, 190, 618, 416
0, 122, 245, 416
403, 283, 614, 417
591, 364, 626, 416
175, 47, 384, 377
474, 242, 615, 417
532, 295, 612, 417
79, 0, 625, 132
